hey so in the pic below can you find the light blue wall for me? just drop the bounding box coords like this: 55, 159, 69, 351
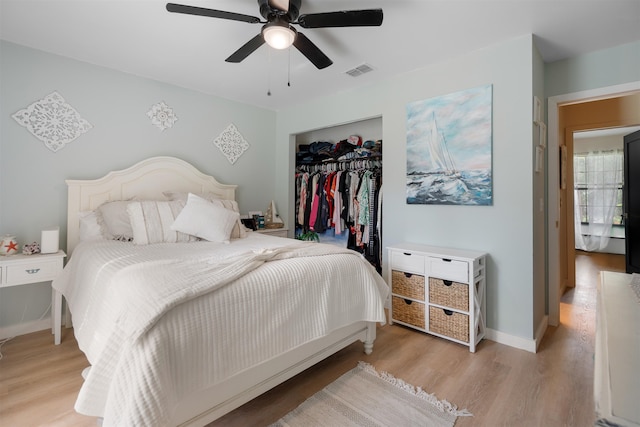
3, 34, 636, 346
545, 40, 640, 98
532, 41, 547, 337
276, 35, 536, 341
0, 41, 276, 333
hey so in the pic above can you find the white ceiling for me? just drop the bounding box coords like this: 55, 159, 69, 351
1, 0, 639, 111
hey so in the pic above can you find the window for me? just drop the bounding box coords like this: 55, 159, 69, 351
574, 150, 624, 226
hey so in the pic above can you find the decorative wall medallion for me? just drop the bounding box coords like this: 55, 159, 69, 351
12, 91, 93, 152
147, 101, 178, 131
213, 124, 250, 164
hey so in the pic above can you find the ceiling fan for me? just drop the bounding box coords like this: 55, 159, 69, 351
166, 0, 383, 69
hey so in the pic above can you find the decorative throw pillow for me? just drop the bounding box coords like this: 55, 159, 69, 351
96, 200, 134, 241
170, 193, 240, 243
163, 191, 247, 239
127, 200, 199, 245
78, 211, 104, 241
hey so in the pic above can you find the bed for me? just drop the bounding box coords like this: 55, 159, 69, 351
52, 156, 388, 427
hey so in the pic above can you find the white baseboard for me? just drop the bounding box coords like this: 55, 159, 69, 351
534, 315, 549, 352
485, 327, 538, 353
0, 318, 51, 341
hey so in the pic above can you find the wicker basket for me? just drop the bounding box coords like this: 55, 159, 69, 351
428, 278, 469, 311
392, 296, 425, 329
392, 271, 425, 300
429, 307, 469, 343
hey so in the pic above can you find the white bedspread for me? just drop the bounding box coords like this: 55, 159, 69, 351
53, 233, 388, 426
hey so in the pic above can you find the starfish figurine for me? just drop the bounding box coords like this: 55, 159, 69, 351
5, 240, 18, 253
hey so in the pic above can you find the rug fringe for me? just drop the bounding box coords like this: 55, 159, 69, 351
357, 361, 473, 417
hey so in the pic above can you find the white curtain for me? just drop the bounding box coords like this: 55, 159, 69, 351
574, 150, 623, 252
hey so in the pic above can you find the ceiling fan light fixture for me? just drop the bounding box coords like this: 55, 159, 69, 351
262, 22, 296, 49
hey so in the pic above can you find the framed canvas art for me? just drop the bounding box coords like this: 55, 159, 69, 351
406, 84, 493, 205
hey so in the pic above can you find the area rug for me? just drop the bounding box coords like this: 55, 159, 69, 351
270, 361, 471, 427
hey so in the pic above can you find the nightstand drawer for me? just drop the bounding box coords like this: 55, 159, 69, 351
392, 270, 425, 300
392, 296, 425, 329
390, 251, 425, 274
256, 228, 289, 238
429, 278, 469, 311
427, 257, 468, 283
2, 259, 62, 287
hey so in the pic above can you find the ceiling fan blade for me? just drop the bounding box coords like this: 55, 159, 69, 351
293, 32, 332, 69
225, 34, 266, 63
298, 9, 383, 28
166, 3, 261, 24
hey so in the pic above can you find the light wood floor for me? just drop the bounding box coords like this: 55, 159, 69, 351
0, 251, 625, 426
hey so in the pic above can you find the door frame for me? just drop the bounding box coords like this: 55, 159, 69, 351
624, 130, 640, 273
547, 81, 640, 326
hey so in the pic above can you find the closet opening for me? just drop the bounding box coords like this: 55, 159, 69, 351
294, 117, 382, 273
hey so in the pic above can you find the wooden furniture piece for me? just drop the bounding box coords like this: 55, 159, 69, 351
256, 227, 289, 238
0, 250, 66, 344
594, 271, 640, 427
387, 242, 487, 352
64, 156, 379, 426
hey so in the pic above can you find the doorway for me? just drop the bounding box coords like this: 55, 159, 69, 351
547, 83, 640, 327
573, 128, 635, 256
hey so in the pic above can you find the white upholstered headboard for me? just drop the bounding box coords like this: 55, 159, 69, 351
66, 156, 237, 255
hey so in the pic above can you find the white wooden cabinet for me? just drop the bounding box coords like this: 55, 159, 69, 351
0, 250, 66, 344
387, 243, 487, 352
594, 271, 640, 426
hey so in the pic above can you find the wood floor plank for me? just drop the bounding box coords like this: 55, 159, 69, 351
0, 252, 625, 426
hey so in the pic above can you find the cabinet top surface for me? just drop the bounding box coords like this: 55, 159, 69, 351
0, 250, 66, 264
387, 242, 487, 259
597, 271, 640, 423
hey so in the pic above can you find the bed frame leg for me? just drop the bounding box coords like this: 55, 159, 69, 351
363, 323, 376, 355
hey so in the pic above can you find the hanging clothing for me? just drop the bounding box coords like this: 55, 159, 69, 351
294, 151, 382, 271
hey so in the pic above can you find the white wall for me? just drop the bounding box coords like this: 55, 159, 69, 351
275, 35, 537, 344
0, 41, 277, 335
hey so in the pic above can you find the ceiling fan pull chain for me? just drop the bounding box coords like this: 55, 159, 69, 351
267, 47, 272, 96
287, 45, 291, 87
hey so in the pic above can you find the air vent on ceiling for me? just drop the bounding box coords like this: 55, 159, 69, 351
345, 63, 374, 77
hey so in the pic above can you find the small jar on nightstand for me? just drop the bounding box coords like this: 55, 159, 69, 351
0, 250, 66, 344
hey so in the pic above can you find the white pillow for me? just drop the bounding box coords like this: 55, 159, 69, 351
127, 200, 199, 245
78, 211, 104, 241
96, 200, 134, 241
170, 193, 240, 243
163, 191, 247, 239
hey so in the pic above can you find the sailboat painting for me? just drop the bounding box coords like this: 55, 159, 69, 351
406, 84, 493, 205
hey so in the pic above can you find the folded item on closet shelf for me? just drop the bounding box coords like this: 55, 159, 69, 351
337, 148, 377, 161
297, 144, 311, 153
334, 140, 355, 156
347, 135, 362, 146
308, 141, 333, 153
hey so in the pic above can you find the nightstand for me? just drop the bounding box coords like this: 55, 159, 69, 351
0, 250, 66, 344
256, 228, 289, 238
